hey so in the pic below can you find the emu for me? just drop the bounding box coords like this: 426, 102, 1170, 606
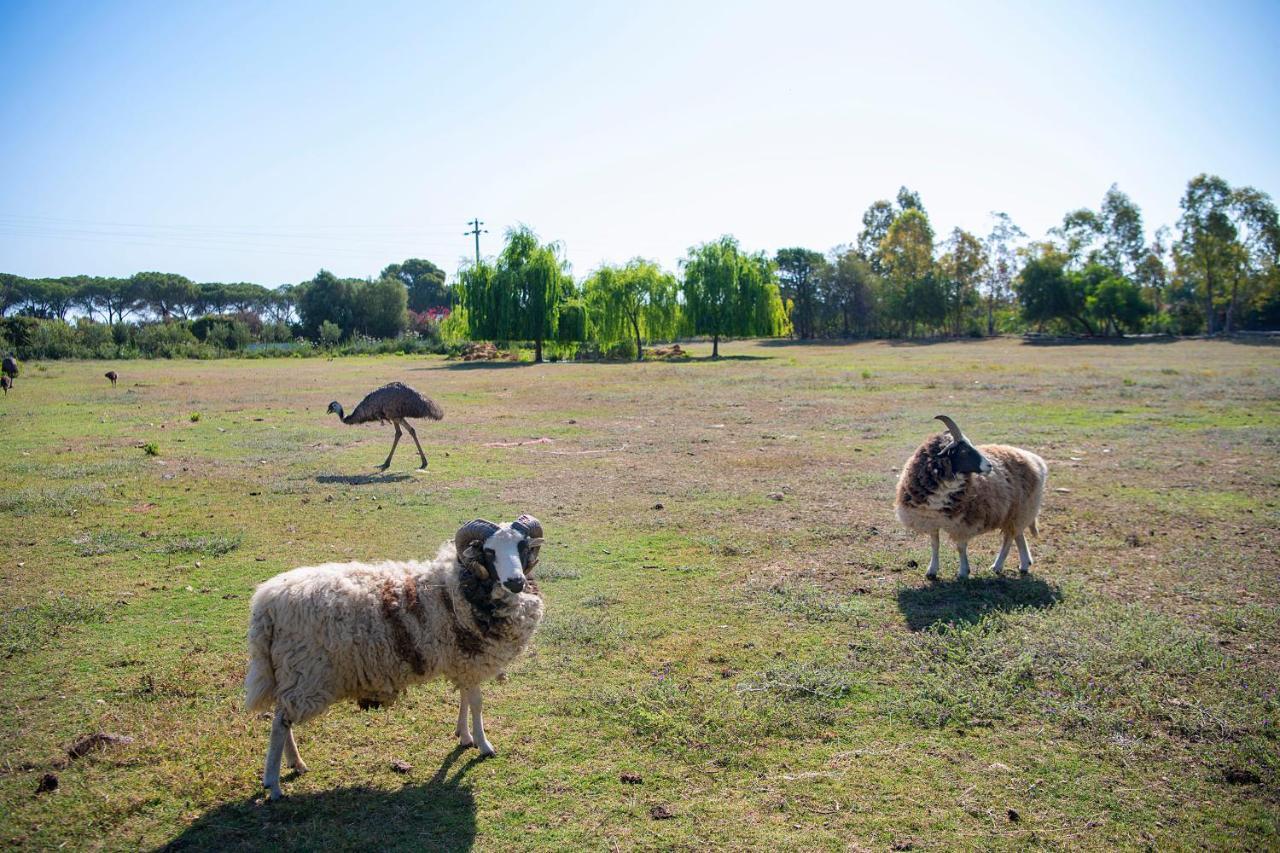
327, 382, 444, 470
105, 370, 118, 387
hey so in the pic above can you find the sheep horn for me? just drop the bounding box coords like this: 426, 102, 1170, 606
455, 519, 500, 554
510, 514, 543, 540
934, 415, 966, 443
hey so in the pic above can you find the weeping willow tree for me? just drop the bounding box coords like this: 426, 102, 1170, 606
680, 236, 789, 357
584, 259, 680, 360
456, 227, 575, 362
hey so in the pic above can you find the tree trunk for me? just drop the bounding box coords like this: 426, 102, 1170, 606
534, 337, 543, 363
712, 333, 719, 359
631, 316, 643, 361
1203, 256, 1216, 335
986, 294, 995, 336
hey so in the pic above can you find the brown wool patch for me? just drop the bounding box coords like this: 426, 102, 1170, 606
381, 578, 426, 675
403, 576, 424, 619
439, 587, 487, 657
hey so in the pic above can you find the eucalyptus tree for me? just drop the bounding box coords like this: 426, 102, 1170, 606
584, 259, 680, 359
775, 248, 826, 340
880, 208, 936, 335
857, 199, 895, 274
1176, 174, 1240, 335
823, 250, 878, 337
1222, 186, 1280, 332
681, 236, 787, 358
982, 212, 1025, 335
938, 228, 986, 336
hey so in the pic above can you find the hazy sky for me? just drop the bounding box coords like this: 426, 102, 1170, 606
1, 0, 1277, 285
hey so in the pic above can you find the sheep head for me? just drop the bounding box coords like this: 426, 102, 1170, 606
455, 517, 543, 594
933, 414, 992, 475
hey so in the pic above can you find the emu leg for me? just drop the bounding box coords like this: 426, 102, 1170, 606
467, 687, 495, 756
378, 422, 403, 471
956, 541, 971, 580
991, 535, 1013, 575
402, 419, 428, 469
263, 710, 290, 800
284, 726, 308, 773
925, 531, 940, 579
1015, 532, 1034, 575
456, 691, 473, 747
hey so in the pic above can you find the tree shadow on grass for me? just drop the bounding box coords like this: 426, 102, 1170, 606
159, 746, 482, 852
896, 574, 1063, 632
436, 361, 530, 370
315, 472, 413, 485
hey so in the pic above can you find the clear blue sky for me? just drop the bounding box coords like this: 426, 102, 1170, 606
1, 0, 1277, 285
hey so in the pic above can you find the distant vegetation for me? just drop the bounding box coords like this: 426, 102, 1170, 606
2, 173, 1276, 362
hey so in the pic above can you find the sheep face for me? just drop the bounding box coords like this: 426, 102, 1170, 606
942, 435, 992, 476
482, 526, 531, 594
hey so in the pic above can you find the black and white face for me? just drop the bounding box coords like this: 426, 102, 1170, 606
483, 526, 530, 595
946, 437, 993, 475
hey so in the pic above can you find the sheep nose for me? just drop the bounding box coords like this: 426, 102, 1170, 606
503, 577, 525, 593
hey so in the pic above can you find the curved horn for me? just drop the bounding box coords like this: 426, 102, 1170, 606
511, 514, 543, 540
934, 414, 966, 442
455, 519, 500, 554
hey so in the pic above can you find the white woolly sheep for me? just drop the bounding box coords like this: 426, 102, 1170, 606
245, 515, 545, 800
895, 415, 1048, 580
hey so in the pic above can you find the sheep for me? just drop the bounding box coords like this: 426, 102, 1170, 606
245, 515, 545, 800
895, 415, 1047, 580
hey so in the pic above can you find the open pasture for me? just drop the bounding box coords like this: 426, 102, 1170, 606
1, 338, 1277, 850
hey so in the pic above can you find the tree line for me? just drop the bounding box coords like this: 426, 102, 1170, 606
2, 172, 1276, 362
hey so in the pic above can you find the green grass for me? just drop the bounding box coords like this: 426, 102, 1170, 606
1, 338, 1277, 850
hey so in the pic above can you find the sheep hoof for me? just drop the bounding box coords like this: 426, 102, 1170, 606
478, 744, 496, 757
457, 734, 474, 747
1019, 567, 1031, 576
288, 761, 309, 774
264, 784, 283, 802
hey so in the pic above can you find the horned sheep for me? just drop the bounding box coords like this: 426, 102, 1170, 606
895, 415, 1048, 580
245, 515, 545, 800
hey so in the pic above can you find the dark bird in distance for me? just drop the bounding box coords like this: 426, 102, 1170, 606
105, 370, 118, 387
2, 356, 17, 385
0, 375, 10, 395
327, 382, 444, 470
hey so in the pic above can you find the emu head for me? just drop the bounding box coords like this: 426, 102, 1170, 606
326, 401, 343, 418
454, 515, 545, 595
934, 415, 992, 475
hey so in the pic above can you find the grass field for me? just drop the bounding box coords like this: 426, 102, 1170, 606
1, 338, 1277, 851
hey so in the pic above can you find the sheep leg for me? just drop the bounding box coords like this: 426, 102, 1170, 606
991, 535, 1013, 575
467, 687, 495, 756
456, 692, 473, 747
378, 422, 403, 471
956, 542, 971, 580
262, 710, 290, 800
402, 419, 428, 469
1015, 532, 1034, 575
926, 531, 940, 579
284, 726, 308, 773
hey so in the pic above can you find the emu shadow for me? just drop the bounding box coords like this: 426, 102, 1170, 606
158, 746, 481, 852
896, 575, 1062, 632
315, 473, 413, 485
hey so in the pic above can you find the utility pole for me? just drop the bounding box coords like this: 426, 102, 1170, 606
464, 218, 487, 266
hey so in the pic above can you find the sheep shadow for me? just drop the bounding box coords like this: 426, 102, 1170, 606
158, 746, 482, 852
315, 472, 413, 485
896, 574, 1063, 632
